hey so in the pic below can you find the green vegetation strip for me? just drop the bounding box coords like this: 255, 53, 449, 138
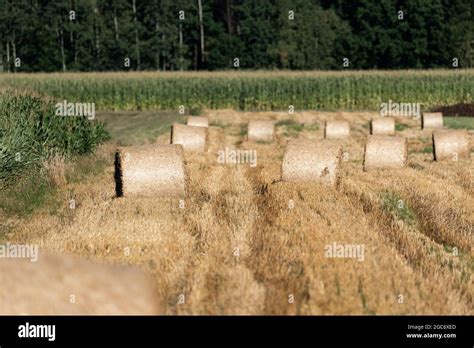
444, 117, 474, 130
0, 90, 109, 184
2, 70, 473, 111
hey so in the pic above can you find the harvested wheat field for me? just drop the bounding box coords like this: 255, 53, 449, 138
1, 110, 472, 315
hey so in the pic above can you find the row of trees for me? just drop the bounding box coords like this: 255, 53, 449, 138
0, 0, 472, 72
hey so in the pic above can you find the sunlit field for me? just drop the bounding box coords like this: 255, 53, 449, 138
1, 69, 473, 111
1, 102, 472, 314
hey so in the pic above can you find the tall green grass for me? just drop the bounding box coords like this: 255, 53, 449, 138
2, 70, 472, 111
0, 90, 109, 184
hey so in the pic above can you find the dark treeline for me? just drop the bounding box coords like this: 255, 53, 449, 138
0, 0, 472, 72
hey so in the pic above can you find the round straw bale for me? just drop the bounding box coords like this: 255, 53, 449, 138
187, 116, 209, 128
324, 120, 350, 139
422, 112, 443, 129
115, 144, 186, 197
171, 123, 207, 152
364, 135, 407, 171
248, 120, 274, 142
432, 130, 470, 161
0, 252, 159, 315
371, 117, 395, 135
281, 139, 343, 186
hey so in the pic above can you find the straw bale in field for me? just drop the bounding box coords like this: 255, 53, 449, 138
371, 117, 395, 135
432, 130, 470, 161
324, 120, 350, 139
281, 139, 342, 186
248, 120, 274, 142
364, 136, 407, 171
171, 123, 207, 152
422, 112, 443, 129
187, 116, 209, 128
0, 252, 159, 315
115, 144, 186, 197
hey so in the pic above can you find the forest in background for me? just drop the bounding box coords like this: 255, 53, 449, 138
0, 0, 473, 72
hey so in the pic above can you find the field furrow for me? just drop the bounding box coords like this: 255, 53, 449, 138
2, 110, 472, 315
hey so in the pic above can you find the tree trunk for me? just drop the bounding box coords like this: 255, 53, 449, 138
60, 28, 66, 72
114, 16, 119, 40
95, 25, 100, 54
179, 22, 183, 71
6, 40, 10, 72
11, 39, 16, 72
194, 45, 197, 70
197, 0, 204, 64
162, 34, 166, 71
74, 35, 78, 64
94, 5, 100, 57
155, 21, 160, 70
0, 42, 3, 72
155, 0, 160, 70
69, 0, 74, 43
132, 0, 140, 70
226, 0, 232, 34
113, 2, 119, 40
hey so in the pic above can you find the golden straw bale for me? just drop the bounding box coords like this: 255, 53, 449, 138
187, 116, 209, 128
324, 120, 350, 139
281, 139, 343, 186
422, 112, 443, 129
371, 117, 395, 135
364, 135, 407, 171
0, 252, 159, 315
171, 123, 207, 152
115, 144, 186, 197
432, 130, 470, 161
248, 120, 275, 142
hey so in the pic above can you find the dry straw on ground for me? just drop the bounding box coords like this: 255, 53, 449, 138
4, 110, 473, 315
324, 120, 350, 139
43, 155, 67, 186
422, 112, 443, 129
187, 116, 209, 128
432, 130, 470, 161
247, 120, 274, 142
171, 123, 207, 152
371, 117, 395, 135
115, 144, 186, 197
364, 135, 407, 171
0, 252, 159, 315
281, 138, 343, 186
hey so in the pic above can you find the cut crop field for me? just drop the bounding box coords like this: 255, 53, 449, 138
1, 109, 472, 315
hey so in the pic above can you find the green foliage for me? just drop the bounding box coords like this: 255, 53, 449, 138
4, 70, 472, 112
395, 123, 410, 131
304, 123, 320, 131
0, 91, 109, 184
189, 107, 203, 116
239, 124, 247, 136
382, 192, 417, 227
209, 120, 231, 128
276, 119, 304, 137
98, 111, 183, 146
0, 169, 59, 217
276, 119, 319, 137
276, 119, 300, 127
65, 151, 110, 184
273, 1, 350, 69
0, 0, 472, 72
423, 146, 433, 154
444, 117, 474, 130
326, 0, 473, 69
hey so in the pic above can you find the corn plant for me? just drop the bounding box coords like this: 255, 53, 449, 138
0, 90, 109, 184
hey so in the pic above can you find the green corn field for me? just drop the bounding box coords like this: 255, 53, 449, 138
0, 89, 109, 183
1, 70, 472, 112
